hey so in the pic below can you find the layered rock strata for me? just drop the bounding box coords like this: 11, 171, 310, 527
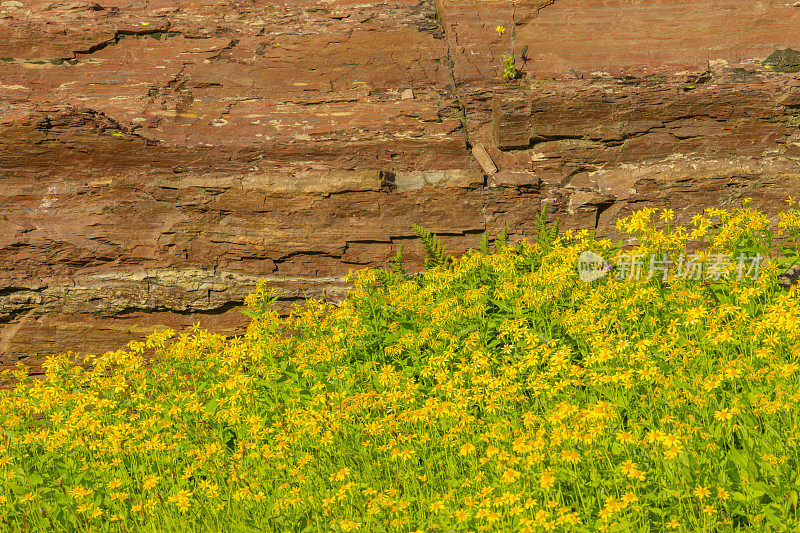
1, 0, 799, 372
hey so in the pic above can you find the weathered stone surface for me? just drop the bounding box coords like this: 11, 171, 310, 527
436, 0, 800, 255
2, 0, 800, 373
492, 89, 531, 149
488, 171, 539, 189
471, 145, 497, 175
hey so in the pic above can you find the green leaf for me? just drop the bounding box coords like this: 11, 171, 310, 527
390, 245, 407, 277
479, 231, 491, 255
412, 223, 448, 270
489, 298, 514, 313
746, 482, 767, 500
730, 491, 748, 503
457, 323, 479, 337
204, 399, 219, 415
495, 224, 509, 251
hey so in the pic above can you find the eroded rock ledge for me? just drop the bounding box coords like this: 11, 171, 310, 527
1, 0, 799, 372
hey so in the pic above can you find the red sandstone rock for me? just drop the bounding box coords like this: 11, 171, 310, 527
1, 0, 800, 372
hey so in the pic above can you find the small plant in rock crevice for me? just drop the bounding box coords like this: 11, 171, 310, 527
495, 25, 517, 80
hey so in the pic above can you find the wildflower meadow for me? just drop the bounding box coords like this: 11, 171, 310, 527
2, 198, 800, 532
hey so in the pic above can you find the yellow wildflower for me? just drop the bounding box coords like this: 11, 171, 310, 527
539, 470, 556, 490
694, 485, 711, 500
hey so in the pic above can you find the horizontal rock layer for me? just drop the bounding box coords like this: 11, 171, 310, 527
1, 0, 799, 372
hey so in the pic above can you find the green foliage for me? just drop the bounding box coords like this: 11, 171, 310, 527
494, 25, 517, 80
772, 197, 800, 272
533, 203, 560, 256
478, 230, 491, 255
412, 223, 449, 270
372, 246, 410, 291
501, 53, 516, 80
240, 286, 285, 321
374, 267, 394, 291
390, 245, 407, 277
494, 223, 509, 252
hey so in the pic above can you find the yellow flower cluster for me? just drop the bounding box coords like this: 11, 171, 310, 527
1, 200, 799, 531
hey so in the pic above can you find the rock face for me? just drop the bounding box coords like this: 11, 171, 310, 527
1, 0, 799, 372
